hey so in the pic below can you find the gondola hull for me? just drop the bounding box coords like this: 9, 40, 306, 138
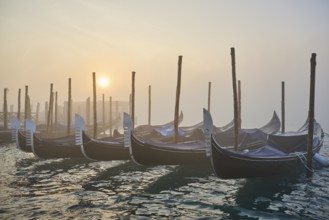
81, 132, 129, 161
32, 135, 84, 159
128, 111, 280, 166
17, 131, 32, 153
211, 142, 315, 179
130, 134, 209, 165
203, 108, 324, 179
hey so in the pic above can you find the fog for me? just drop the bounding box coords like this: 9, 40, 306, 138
1, 0, 328, 131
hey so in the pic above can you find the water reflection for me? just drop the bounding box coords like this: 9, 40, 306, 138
235, 174, 298, 210
145, 164, 211, 194
0, 136, 328, 219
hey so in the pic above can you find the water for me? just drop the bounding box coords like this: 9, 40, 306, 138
1, 135, 329, 219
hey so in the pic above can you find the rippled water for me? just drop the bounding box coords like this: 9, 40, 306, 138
1, 135, 329, 219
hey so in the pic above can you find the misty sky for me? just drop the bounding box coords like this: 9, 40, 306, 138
1, 0, 328, 131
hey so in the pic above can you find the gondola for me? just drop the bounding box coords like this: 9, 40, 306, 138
203, 109, 324, 179
75, 112, 183, 161
80, 131, 128, 161
32, 135, 82, 159
124, 111, 281, 166
25, 119, 84, 159
12, 117, 75, 154
75, 114, 129, 161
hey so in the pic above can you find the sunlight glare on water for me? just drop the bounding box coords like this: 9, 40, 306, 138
0, 134, 329, 219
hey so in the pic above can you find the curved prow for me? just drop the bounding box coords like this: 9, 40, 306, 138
203, 108, 213, 157
124, 112, 144, 165
10, 116, 20, 142
75, 114, 96, 161
297, 117, 310, 133
259, 111, 281, 134
74, 114, 85, 145
25, 119, 36, 151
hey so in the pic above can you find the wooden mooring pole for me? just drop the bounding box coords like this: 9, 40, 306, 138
50, 92, 54, 128
208, 82, 211, 112
109, 96, 112, 136
129, 94, 132, 116
306, 53, 317, 178
47, 83, 53, 133
148, 85, 151, 125
238, 80, 242, 129
67, 78, 72, 136
55, 92, 58, 133
3, 88, 8, 130
281, 81, 285, 133
174, 55, 183, 143
102, 94, 105, 135
17, 88, 21, 120
36, 102, 40, 126
24, 85, 29, 128
231, 48, 239, 151
26, 93, 32, 120
131, 71, 136, 128
92, 72, 97, 138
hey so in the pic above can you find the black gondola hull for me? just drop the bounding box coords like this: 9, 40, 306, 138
33, 136, 84, 159
82, 132, 129, 161
211, 138, 322, 179
17, 131, 32, 153
130, 134, 209, 166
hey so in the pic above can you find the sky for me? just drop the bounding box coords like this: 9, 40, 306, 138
1, 0, 328, 131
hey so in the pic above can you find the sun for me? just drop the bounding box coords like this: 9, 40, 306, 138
99, 76, 110, 88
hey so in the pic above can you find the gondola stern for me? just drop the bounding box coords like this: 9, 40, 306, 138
74, 114, 85, 146
123, 112, 133, 149
203, 108, 213, 157
25, 119, 37, 155
74, 114, 85, 131
10, 116, 20, 143
123, 112, 145, 165
74, 114, 96, 161
259, 110, 282, 134
79, 135, 97, 161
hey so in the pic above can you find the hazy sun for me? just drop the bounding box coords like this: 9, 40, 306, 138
99, 76, 110, 88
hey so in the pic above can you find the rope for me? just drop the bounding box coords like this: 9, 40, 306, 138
290, 152, 313, 173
